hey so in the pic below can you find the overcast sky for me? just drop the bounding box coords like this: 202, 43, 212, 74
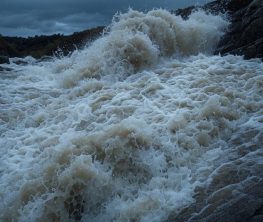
0, 0, 212, 37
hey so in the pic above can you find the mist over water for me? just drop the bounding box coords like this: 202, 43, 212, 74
0, 9, 262, 222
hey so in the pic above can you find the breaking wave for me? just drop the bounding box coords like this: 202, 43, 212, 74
57, 9, 228, 87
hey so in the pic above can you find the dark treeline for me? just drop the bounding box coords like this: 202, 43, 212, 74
0, 26, 104, 63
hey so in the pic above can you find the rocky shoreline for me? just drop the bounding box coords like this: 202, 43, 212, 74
176, 0, 263, 60
0, 0, 262, 63
0, 27, 104, 64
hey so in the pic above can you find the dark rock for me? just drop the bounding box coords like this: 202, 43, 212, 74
175, 6, 196, 19
175, 0, 263, 60
215, 0, 263, 59
0, 55, 9, 64
167, 161, 263, 222
166, 123, 263, 222
226, 0, 253, 12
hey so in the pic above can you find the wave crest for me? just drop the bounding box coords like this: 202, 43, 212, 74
60, 9, 228, 87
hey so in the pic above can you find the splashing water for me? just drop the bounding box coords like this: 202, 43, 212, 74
0, 9, 262, 222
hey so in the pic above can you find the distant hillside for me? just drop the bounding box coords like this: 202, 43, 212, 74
1, 0, 262, 64
0, 26, 104, 63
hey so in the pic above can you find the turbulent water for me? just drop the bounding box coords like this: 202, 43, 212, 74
0, 9, 263, 222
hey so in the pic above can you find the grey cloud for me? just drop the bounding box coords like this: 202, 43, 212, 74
0, 0, 212, 37
0, 12, 108, 36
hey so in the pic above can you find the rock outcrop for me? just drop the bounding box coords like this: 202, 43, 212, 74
166, 126, 263, 222
216, 0, 263, 59
176, 0, 263, 59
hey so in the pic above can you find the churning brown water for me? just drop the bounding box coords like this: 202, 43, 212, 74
0, 9, 262, 222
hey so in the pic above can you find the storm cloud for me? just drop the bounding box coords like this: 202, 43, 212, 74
0, 0, 212, 37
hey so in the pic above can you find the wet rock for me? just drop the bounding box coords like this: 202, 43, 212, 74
175, 6, 196, 19
0, 55, 9, 64
175, 0, 263, 60
167, 157, 263, 222
166, 123, 263, 222
215, 0, 263, 59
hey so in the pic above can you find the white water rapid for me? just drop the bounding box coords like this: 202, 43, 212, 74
0, 9, 262, 222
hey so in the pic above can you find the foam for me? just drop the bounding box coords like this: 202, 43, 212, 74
54, 9, 228, 87
1, 8, 263, 222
